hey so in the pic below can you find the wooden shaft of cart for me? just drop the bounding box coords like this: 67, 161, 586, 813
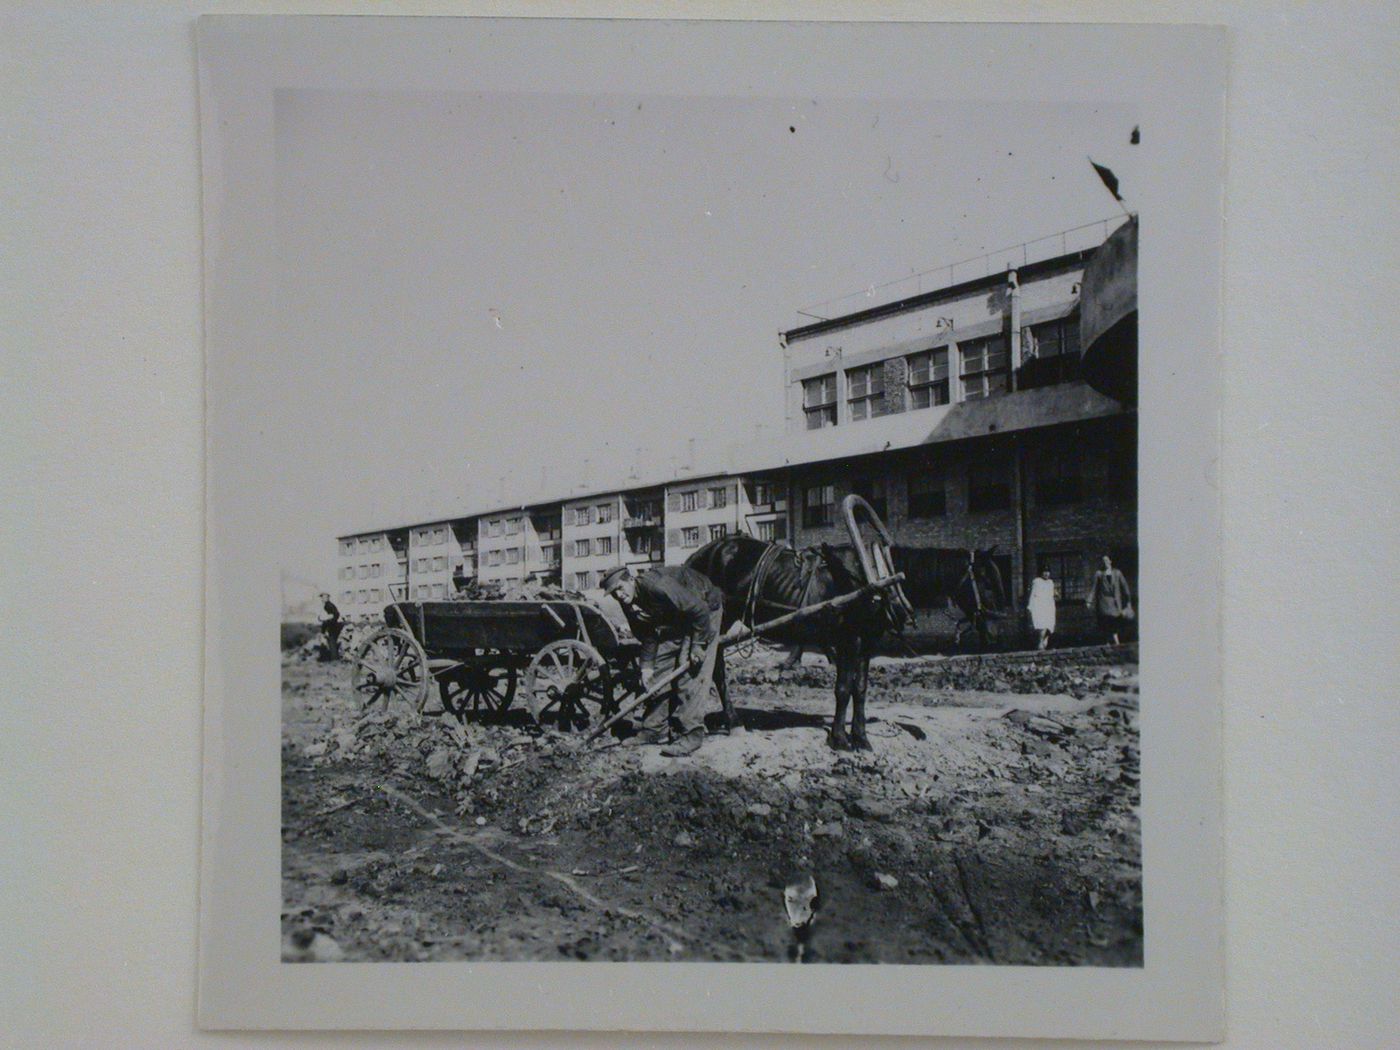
586, 573, 904, 742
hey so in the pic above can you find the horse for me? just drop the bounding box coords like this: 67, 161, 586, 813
684, 497, 912, 751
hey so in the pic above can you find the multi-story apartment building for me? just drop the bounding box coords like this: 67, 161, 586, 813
475, 505, 562, 589
334, 221, 1136, 630
561, 494, 622, 591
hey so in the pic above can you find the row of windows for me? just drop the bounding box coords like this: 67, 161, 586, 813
674, 487, 731, 512
342, 587, 394, 604
486, 517, 521, 538
340, 536, 386, 555
412, 526, 449, 547
570, 536, 615, 558
800, 448, 1104, 526
802, 320, 1078, 429
340, 564, 387, 580
567, 503, 615, 526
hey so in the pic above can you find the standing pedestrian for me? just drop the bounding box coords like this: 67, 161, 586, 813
601, 564, 724, 757
1085, 555, 1133, 645
317, 592, 343, 661
1027, 568, 1058, 650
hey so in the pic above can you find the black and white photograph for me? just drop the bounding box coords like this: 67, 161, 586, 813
197, 14, 1225, 1038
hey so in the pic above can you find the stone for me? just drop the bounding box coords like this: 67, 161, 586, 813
871, 872, 899, 891
812, 822, 845, 840
848, 796, 896, 821
673, 831, 696, 848
747, 803, 773, 818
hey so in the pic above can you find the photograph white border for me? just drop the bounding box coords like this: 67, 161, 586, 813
197, 15, 1225, 1038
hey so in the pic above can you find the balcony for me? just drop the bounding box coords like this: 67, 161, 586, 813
623, 515, 660, 529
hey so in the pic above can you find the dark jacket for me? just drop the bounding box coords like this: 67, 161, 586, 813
619, 565, 723, 653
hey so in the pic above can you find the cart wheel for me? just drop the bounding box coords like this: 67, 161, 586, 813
524, 640, 614, 731
440, 658, 518, 718
349, 627, 430, 713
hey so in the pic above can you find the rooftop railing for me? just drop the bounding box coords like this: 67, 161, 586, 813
794, 217, 1125, 325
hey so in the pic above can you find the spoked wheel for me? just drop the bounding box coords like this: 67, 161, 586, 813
349, 627, 430, 713
439, 655, 518, 719
524, 640, 615, 731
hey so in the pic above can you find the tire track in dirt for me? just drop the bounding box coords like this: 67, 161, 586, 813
379, 784, 698, 956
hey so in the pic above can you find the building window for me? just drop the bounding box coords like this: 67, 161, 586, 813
680, 490, 699, 512
371, 536, 384, 551
356, 565, 368, 579
488, 519, 503, 538
356, 589, 367, 602
803, 373, 838, 429
850, 475, 887, 520
749, 480, 773, 506
709, 486, 728, 509
1037, 551, 1085, 601
504, 517, 521, 536
574, 538, 591, 558
340, 540, 355, 556
505, 547, 521, 565
597, 536, 614, 556
371, 564, 382, 578
908, 347, 951, 409
630, 529, 656, 556
709, 523, 728, 542
487, 550, 502, 567
370, 588, 382, 602
907, 472, 947, 518
1036, 448, 1083, 505
341, 590, 353, 604
596, 504, 614, 523
847, 364, 885, 421
432, 556, 446, 571
960, 336, 1010, 400
803, 484, 835, 527
358, 538, 371, 552
754, 519, 787, 542
543, 546, 560, 567
1019, 317, 1083, 389
681, 526, 701, 548
575, 505, 594, 526
431, 583, 445, 598
968, 456, 1012, 511
413, 585, 428, 599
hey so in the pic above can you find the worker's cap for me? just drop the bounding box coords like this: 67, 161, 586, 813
319, 592, 330, 599
599, 565, 632, 593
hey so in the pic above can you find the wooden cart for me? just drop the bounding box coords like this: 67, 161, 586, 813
347, 599, 642, 729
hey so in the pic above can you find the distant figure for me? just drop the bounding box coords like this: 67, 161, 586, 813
317, 592, 343, 660
1086, 556, 1133, 645
1027, 569, 1058, 650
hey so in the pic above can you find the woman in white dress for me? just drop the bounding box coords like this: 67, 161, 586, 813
1027, 569, 1058, 650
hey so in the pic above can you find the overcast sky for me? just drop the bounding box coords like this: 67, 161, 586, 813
267, 90, 1135, 588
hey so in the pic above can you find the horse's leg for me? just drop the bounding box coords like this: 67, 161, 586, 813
828, 638, 854, 751
715, 647, 739, 733
850, 639, 873, 751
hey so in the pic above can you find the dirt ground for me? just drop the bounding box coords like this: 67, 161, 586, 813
282, 643, 1141, 965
